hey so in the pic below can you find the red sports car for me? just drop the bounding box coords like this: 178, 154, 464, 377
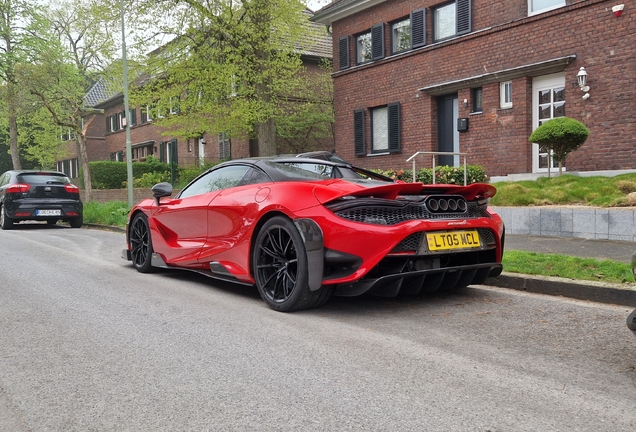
122, 157, 504, 311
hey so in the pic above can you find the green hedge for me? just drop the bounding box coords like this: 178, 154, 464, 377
374, 165, 488, 185
84, 157, 171, 189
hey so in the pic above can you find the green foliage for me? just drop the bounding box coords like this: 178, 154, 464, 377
133, 171, 169, 188
490, 173, 636, 207
82, 201, 130, 227
88, 158, 171, 189
373, 165, 488, 185
129, 0, 319, 156
528, 117, 589, 172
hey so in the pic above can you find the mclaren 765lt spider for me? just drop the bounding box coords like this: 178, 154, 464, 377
122, 157, 504, 311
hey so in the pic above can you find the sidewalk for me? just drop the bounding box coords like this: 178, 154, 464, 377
487, 234, 636, 307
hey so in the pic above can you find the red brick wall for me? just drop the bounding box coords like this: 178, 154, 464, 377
329, 0, 636, 176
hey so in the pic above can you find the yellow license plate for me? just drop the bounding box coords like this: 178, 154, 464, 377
426, 230, 481, 251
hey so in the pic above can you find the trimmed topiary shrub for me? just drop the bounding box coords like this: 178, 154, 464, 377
529, 117, 589, 175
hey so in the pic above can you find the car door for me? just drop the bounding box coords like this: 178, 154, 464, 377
150, 165, 252, 266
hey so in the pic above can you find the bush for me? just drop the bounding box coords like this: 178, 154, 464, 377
85, 156, 172, 189
373, 164, 487, 185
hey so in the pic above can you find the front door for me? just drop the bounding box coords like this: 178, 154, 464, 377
437, 94, 459, 166
532, 73, 566, 172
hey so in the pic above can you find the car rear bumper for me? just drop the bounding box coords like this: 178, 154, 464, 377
333, 262, 502, 297
5, 199, 82, 220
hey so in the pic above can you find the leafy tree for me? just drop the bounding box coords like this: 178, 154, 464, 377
529, 117, 590, 176
130, 0, 317, 156
19, 0, 119, 201
0, 0, 47, 169
276, 58, 335, 153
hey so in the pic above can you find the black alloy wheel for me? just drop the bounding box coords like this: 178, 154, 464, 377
253, 216, 321, 312
0, 206, 13, 230
130, 213, 154, 273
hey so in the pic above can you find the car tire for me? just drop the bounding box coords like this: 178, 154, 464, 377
69, 216, 83, 228
0, 206, 13, 230
130, 213, 155, 273
253, 216, 328, 312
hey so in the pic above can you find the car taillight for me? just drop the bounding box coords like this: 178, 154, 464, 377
6, 183, 30, 193
64, 184, 80, 194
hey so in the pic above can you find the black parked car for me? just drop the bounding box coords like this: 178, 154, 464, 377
0, 170, 83, 229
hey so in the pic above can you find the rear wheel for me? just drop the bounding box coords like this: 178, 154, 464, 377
0, 206, 13, 230
130, 213, 154, 273
69, 215, 83, 228
253, 216, 329, 312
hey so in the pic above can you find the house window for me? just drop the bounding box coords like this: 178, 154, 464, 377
392, 18, 411, 53
500, 81, 513, 108
356, 32, 372, 64
111, 114, 120, 131
529, 0, 565, 15
141, 105, 153, 123
371, 102, 401, 154
472, 87, 483, 113
433, 0, 471, 41
219, 132, 231, 161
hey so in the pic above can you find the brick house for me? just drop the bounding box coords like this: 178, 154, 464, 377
311, 0, 636, 178
56, 10, 333, 178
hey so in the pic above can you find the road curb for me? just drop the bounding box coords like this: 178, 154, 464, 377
485, 272, 636, 307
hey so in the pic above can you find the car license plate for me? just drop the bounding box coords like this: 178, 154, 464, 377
36, 209, 61, 216
426, 230, 481, 251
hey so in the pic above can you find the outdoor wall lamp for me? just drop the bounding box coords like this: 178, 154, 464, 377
577, 67, 590, 99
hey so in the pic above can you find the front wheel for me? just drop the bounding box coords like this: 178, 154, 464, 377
0, 206, 13, 230
129, 213, 155, 273
253, 216, 328, 312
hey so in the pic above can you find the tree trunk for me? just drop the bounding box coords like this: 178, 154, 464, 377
7, 82, 21, 170
77, 133, 92, 202
258, 117, 277, 156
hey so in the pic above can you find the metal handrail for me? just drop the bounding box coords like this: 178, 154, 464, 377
406, 151, 468, 185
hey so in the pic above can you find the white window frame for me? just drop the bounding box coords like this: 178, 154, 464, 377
500, 81, 513, 109
532, 73, 566, 173
528, 0, 566, 16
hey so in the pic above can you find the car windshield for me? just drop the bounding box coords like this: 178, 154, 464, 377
271, 162, 334, 180
17, 173, 70, 185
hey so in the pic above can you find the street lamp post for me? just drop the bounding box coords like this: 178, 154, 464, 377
120, 0, 134, 208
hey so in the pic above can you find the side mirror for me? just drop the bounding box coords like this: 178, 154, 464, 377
151, 182, 173, 206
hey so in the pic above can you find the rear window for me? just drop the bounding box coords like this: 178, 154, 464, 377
17, 173, 71, 185
271, 162, 334, 180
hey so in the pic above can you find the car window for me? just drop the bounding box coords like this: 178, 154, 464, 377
272, 162, 334, 180
17, 174, 71, 185
179, 165, 250, 199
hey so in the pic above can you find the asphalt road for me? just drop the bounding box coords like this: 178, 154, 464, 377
1, 224, 635, 431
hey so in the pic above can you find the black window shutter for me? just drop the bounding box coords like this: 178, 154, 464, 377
141, 108, 147, 124
456, 0, 471, 35
411, 8, 426, 48
354, 109, 366, 156
106, 116, 111, 133
171, 140, 178, 164
117, 150, 123, 161
159, 141, 165, 163
339, 36, 350, 70
388, 103, 401, 153
371, 23, 384, 60
130, 108, 137, 126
